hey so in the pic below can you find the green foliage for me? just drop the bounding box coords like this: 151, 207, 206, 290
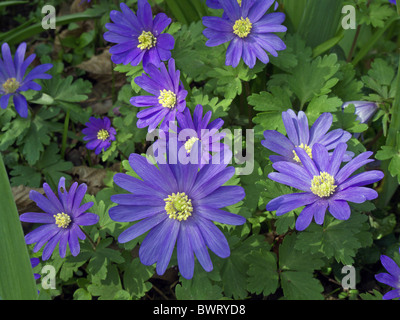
295, 212, 373, 265
1, 0, 399, 303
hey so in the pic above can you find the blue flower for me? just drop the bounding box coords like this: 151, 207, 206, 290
104, 1, 174, 70
262, 109, 354, 164
82, 116, 117, 155
202, 0, 287, 68
375, 252, 400, 300
341, 101, 379, 124
130, 58, 188, 132
0, 42, 52, 118
266, 143, 384, 231
20, 177, 99, 260
153, 104, 227, 168
109, 151, 246, 279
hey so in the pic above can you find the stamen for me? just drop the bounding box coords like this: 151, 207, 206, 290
310, 172, 337, 198
233, 17, 252, 38
97, 129, 110, 141
237, 0, 242, 6
158, 89, 177, 109
293, 143, 313, 163
54, 212, 72, 228
2, 78, 20, 94
184, 137, 199, 154
137, 30, 157, 50
164, 192, 193, 221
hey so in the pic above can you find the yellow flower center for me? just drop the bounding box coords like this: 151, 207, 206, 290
137, 30, 157, 50
54, 212, 71, 228
310, 172, 337, 198
184, 137, 199, 154
233, 17, 252, 38
164, 192, 193, 221
97, 129, 110, 141
2, 77, 20, 94
158, 89, 177, 109
237, 0, 242, 6
293, 143, 313, 163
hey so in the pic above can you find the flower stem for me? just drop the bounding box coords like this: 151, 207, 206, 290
80, 227, 97, 251
61, 110, 70, 159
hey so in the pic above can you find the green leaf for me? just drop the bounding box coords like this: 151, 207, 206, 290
73, 288, 92, 300
20, 120, 51, 165
278, 234, 325, 300
359, 289, 384, 300
0, 154, 38, 299
10, 165, 41, 187
175, 263, 223, 300
246, 249, 279, 297
87, 238, 125, 280
359, 2, 394, 28
333, 104, 368, 134
123, 258, 154, 299
40, 75, 92, 104
87, 264, 123, 300
250, 86, 292, 136
294, 212, 373, 265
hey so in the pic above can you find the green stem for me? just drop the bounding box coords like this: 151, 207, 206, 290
244, 81, 252, 129
111, 61, 116, 104
377, 5, 400, 208
80, 227, 97, 251
61, 110, 70, 159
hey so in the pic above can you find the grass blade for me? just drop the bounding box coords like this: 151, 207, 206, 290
0, 153, 37, 300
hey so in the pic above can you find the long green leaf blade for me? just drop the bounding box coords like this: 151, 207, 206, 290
0, 154, 37, 300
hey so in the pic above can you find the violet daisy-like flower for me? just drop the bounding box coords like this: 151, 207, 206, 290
154, 104, 227, 168
262, 109, 354, 164
342, 101, 379, 124
109, 150, 246, 279
266, 142, 384, 231
375, 253, 400, 300
82, 116, 116, 155
202, 0, 287, 68
104, 1, 174, 70
130, 58, 188, 132
0, 42, 52, 118
20, 177, 99, 260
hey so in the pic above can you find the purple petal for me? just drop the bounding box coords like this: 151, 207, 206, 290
266, 192, 317, 215
328, 199, 351, 220
195, 205, 246, 226
118, 213, 167, 243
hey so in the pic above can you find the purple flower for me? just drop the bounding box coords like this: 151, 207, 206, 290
375, 253, 400, 300
342, 101, 379, 124
0, 42, 52, 118
266, 142, 384, 231
20, 177, 99, 260
109, 151, 246, 279
104, 1, 174, 70
154, 104, 227, 168
207, 0, 279, 11
389, 0, 396, 5
30, 258, 41, 280
130, 58, 188, 132
262, 109, 354, 164
82, 116, 116, 155
202, 0, 287, 68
